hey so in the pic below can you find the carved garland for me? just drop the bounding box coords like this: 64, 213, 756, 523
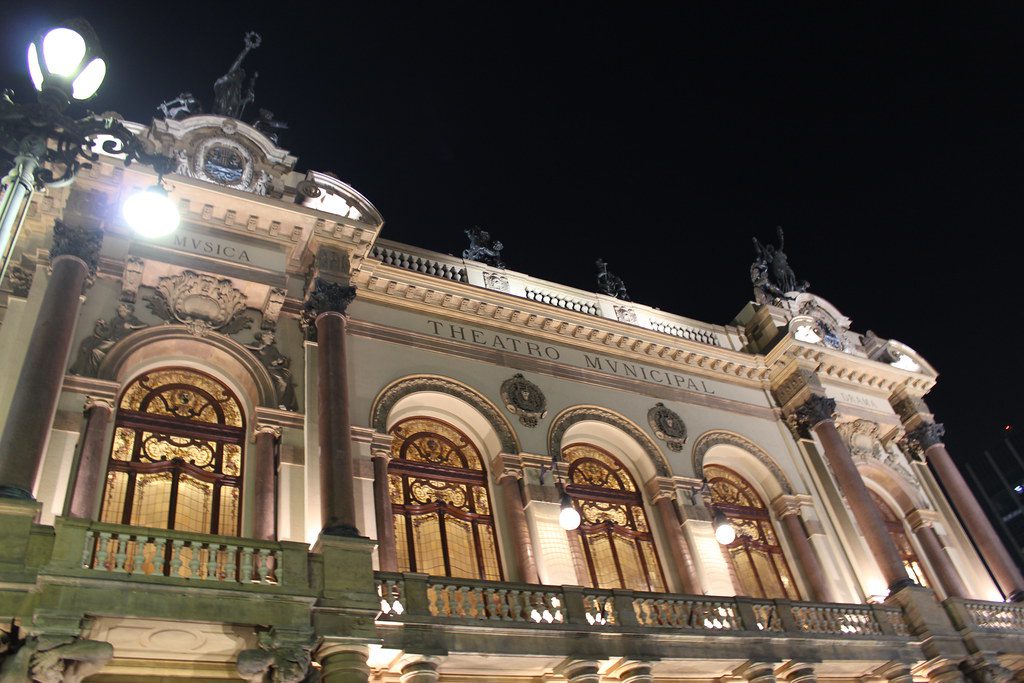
547, 405, 670, 477
691, 430, 794, 495
369, 375, 519, 454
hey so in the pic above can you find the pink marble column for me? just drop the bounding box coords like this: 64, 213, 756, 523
497, 468, 539, 584
774, 498, 834, 602
309, 279, 359, 537
906, 510, 968, 599
372, 447, 398, 572
67, 396, 115, 519
0, 222, 100, 500
652, 493, 700, 594
252, 424, 280, 541
796, 395, 913, 592
907, 423, 1024, 600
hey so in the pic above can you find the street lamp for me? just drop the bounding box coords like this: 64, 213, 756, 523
0, 19, 178, 285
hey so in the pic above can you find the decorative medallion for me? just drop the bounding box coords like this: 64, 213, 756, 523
647, 402, 687, 451
144, 270, 252, 337
194, 137, 254, 189
483, 271, 510, 292
500, 373, 548, 427
614, 305, 637, 324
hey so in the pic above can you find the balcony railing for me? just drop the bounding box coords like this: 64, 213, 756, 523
47, 518, 309, 590
947, 598, 1024, 632
375, 572, 910, 638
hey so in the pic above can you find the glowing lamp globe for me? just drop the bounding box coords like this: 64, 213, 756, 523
713, 510, 736, 545
123, 185, 180, 238
558, 491, 581, 531
27, 20, 106, 103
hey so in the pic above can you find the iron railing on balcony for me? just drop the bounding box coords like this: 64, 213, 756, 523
374, 572, 909, 638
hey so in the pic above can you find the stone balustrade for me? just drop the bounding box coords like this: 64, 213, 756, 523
946, 597, 1024, 632
374, 572, 910, 639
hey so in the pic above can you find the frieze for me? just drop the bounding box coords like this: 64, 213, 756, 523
647, 402, 687, 452
500, 373, 548, 427
145, 270, 253, 337
548, 405, 670, 477
370, 375, 519, 454
691, 430, 794, 494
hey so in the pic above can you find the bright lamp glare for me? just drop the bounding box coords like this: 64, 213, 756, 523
123, 186, 179, 238
559, 505, 581, 531
42, 27, 86, 77
713, 511, 735, 545
72, 57, 105, 99
27, 45, 44, 91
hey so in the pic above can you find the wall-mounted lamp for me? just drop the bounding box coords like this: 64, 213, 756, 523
540, 458, 581, 531
693, 478, 736, 546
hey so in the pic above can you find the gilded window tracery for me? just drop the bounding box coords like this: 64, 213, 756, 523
388, 417, 502, 581
869, 489, 929, 587
705, 465, 799, 600
100, 369, 245, 536
563, 443, 665, 592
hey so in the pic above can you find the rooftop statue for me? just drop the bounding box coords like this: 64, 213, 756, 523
463, 226, 505, 268
156, 92, 200, 121
596, 258, 630, 301
252, 108, 288, 145
214, 31, 262, 119
751, 226, 809, 305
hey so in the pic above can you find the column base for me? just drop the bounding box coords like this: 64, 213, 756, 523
322, 522, 362, 538
888, 577, 917, 593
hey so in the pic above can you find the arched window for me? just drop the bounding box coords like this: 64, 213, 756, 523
563, 443, 665, 592
868, 489, 929, 586
388, 417, 502, 580
705, 465, 799, 600
100, 369, 245, 536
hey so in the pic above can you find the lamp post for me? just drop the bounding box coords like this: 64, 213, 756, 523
0, 19, 178, 285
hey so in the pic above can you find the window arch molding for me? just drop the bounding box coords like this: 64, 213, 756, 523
692, 430, 794, 497
548, 405, 671, 479
371, 375, 519, 455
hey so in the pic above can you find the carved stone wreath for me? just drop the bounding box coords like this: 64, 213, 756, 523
647, 402, 687, 452
500, 374, 548, 428
145, 270, 253, 337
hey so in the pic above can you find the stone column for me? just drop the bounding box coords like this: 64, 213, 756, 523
651, 488, 700, 594
67, 397, 115, 519
617, 660, 654, 683
497, 464, 540, 584
735, 661, 777, 683
776, 662, 817, 683
772, 496, 833, 602
875, 662, 914, 683
372, 443, 398, 572
557, 659, 601, 683
795, 395, 913, 592
905, 422, 1024, 601
906, 509, 968, 599
0, 221, 100, 500
316, 643, 369, 683
307, 279, 359, 537
399, 655, 442, 683
252, 424, 280, 541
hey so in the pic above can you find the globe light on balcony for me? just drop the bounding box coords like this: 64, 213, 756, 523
123, 185, 180, 238
27, 21, 106, 104
713, 509, 735, 545
558, 491, 581, 531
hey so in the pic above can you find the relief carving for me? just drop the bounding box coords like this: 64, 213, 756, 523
261, 287, 287, 330
647, 402, 687, 452
0, 624, 113, 683
483, 271, 509, 292
613, 305, 637, 324
50, 220, 102, 279
145, 270, 253, 337
500, 374, 547, 427
840, 419, 927, 503
236, 630, 314, 683
70, 303, 148, 376
120, 256, 145, 303
246, 331, 298, 411
6, 265, 32, 297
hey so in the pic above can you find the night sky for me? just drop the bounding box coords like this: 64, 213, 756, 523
3, 2, 1022, 467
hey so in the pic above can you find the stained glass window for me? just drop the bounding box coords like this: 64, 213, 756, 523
388, 417, 502, 580
100, 369, 245, 536
868, 489, 929, 587
563, 443, 665, 592
704, 465, 800, 600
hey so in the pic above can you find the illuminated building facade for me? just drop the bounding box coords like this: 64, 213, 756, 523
1, 107, 1023, 682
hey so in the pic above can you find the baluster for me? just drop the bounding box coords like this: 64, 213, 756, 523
80, 531, 95, 569
240, 548, 254, 582
257, 549, 271, 583
188, 543, 201, 579
456, 586, 469, 618
481, 588, 495, 620
522, 591, 535, 622
497, 589, 511, 621
544, 593, 558, 623
170, 540, 184, 578
128, 537, 143, 574
153, 537, 166, 576
444, 585, 457, 617
95, 532, 111, 570
271, 550, 281, 584
224, 545, 237, 582
113, 536, 127, 573
507, 590, 522, 621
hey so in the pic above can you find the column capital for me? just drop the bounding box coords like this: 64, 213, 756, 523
50, 220, 102, 281
398, 654, 442, 682
302, 277, 356, 341
790, 394, 837, 435
646, 476, 677, 503
370, 432, 395, 461
615, 660, 654, 682
775, 661, 816, 683
83, 396, 115, 414
495, 452, 525, 481
734, 660, 778, 683
873, 661, 914, 683
554, 659, 602, 683
906, 508, 940, 532
254, 423, 283, 440
899, 423, 945, 459
770, 494, 805, 519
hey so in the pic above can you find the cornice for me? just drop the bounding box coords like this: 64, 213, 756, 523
353, 261, 772, 388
